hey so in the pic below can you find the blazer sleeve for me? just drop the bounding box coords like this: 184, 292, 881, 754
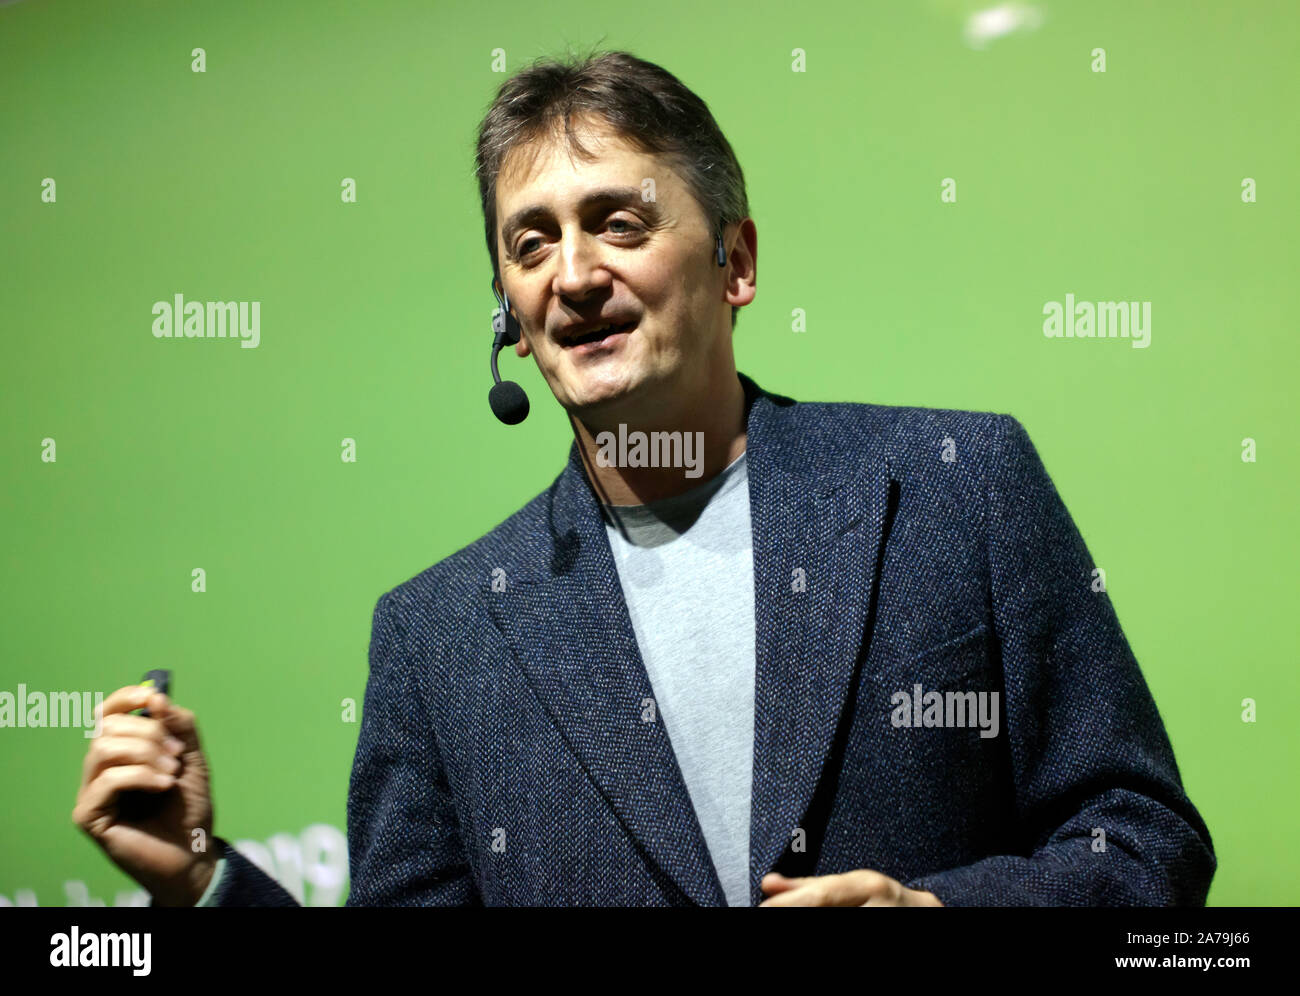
903, 414, 1216, 906
343, 591, 480, 905
199, 840, 298, 906
200, 591, 480, 906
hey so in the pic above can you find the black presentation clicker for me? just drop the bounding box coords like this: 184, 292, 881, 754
116, 669, 175, 822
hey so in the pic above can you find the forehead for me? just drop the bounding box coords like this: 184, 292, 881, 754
496, 116, 686, 221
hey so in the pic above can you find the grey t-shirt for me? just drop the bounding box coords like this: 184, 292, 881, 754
601, 450, 756, 907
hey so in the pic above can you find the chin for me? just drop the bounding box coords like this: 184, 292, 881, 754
560, 366, 648, 416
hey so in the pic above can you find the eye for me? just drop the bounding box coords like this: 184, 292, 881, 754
607, 217, 641, 235
517, 236, 542, 257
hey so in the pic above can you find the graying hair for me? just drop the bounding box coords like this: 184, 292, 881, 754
474, 47, 750, 329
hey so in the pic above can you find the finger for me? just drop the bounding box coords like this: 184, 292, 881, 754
74, 764, 177, 827
759, 872, 806, 895
822, 869, 893, 905
759, 885, 821, 906
759, 876, 837, 906
102, 696, 196, 753
100, 710, 177, 740
156, 703, 201, 752
801, 872, 875, 906
82, 735, 181, 787
97, 685, 167, 720
859, 892, 908, 907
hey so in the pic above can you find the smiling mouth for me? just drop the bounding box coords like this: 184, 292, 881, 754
563, 321, 636, 347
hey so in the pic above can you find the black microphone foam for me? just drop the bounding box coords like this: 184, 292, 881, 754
489, 380, 529, 425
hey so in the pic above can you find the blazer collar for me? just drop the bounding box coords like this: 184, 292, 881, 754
485, 373, 893, 906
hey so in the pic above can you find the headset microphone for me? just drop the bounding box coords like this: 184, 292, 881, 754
486, 232, 727, 424
488, 278, 529, 425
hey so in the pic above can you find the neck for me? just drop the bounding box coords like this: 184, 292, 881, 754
571, 368, 747, 506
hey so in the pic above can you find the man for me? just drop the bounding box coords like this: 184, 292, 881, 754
75, 50, 1215, 907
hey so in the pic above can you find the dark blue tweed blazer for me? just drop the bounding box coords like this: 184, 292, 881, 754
207, 373, 1215, 906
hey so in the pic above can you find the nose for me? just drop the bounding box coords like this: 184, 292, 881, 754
553, 227, 612, 302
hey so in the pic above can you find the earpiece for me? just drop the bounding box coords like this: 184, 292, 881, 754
491, 278, 522, 346
488, 278, 529, 425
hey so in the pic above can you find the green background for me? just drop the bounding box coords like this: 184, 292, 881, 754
2, 0, 1295, 906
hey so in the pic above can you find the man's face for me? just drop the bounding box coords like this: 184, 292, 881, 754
494, 115, 732, 419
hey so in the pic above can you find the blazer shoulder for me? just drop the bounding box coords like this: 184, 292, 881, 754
372, 478, 559, 631
764, 392, 1024, 479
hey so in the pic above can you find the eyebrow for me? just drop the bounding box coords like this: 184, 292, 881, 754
499, 186, 654, 249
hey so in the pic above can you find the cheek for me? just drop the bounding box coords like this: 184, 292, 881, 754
645, 267, 708, 329
629, 254, 690, 310
673, 269, 721, 330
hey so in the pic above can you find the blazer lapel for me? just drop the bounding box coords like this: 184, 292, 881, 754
484, 443, 726, 907
743, 379, 894, 904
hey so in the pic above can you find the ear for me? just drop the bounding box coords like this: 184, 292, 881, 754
515, 326, 531, 358
495, 276, 532, 357
721, 218, 758, 311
